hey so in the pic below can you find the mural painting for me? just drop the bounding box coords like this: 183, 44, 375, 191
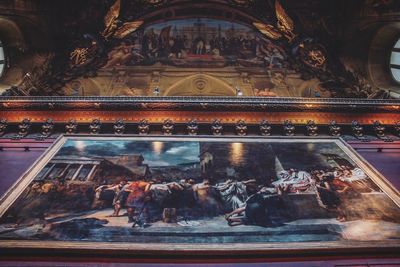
0, 0, 389, 98
101, 17, 292, 69
89, 18, 302, 97
58, 13, 369, 98
0, 137, 399, 249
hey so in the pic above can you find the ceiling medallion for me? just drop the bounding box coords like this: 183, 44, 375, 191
193, 78, 207, 91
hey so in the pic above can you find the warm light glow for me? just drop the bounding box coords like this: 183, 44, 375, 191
75, 141, 86, 152
307, 143, 315, 151
230, 142, 244, 166
152, 141, 164, 155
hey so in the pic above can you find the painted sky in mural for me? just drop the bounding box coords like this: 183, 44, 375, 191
59, 140, 200, 167
0, 138, 399, 246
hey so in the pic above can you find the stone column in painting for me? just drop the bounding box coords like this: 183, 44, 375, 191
86, 164, 98, 181
71, 164, 84, 180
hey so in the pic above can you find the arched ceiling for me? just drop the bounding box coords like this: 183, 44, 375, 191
136, 1, 266, 28
0, 0, 400, 98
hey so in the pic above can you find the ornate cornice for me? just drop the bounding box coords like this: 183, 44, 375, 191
0, 96, 399, 112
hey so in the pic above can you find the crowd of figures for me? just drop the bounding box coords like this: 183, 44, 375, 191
103, 27, 287, 68
92, 165, 376, 228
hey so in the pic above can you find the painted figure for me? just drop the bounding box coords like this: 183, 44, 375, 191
192, 179, 222, 216
125, 180, 152, 227
225, 187, 284, 227
103, 41, 144, 68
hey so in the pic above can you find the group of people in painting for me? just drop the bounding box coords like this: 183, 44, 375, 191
94, 164, 374, 228
222, 165, 373, 226
103, 25, 287, 68
142, 28, 263, 59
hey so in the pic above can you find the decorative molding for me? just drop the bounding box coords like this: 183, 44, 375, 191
0, 96, 399, 113
36, 118, 55, 140
187, 119, 198, 136
306, 120, 318, 136
0, 119, 399, 142
283, 120, 295, 136
113, 119, 125, 135
351, 120, 367, 141
0, 119, 7, 136
162, 119, 174, 135
235, 120, 248, 136
89, 119, 101, 135
138, 119, 150, 135
211, 119, 223, 136
259, 120, 271, 136
13, 118, 31, 139
329, 121, 341, 137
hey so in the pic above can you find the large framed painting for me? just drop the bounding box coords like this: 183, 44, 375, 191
0, 136, 399, 256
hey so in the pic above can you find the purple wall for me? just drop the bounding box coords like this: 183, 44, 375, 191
349, 141, 400, 189
358, 151, 400, 187
0, 151, 45, 196
0, 140, 52, 197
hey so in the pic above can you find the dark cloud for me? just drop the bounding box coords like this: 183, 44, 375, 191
57, 140, 200, 167
56, 140, 354, 171
58, 142, 120, 157
270, 142, 351, 170
123, 141, 186, 154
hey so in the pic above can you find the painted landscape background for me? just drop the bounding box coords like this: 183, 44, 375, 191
0, 139, 399, 244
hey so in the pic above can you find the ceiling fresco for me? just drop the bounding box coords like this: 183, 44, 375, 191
0, 0, 398, 98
